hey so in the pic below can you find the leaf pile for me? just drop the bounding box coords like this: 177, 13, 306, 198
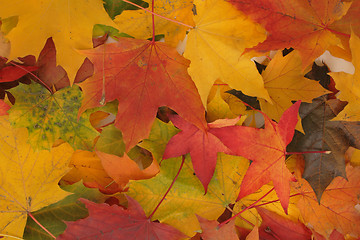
1, 0, 360, 239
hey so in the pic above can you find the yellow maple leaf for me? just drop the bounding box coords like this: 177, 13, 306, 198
114, 0, 194, 47
0, 116, 73, 238
184, 0, 270, 108
259, 50, 329, 130
0, 0, 118, 82
207, 86, 239, 122
329, 31, 360, 121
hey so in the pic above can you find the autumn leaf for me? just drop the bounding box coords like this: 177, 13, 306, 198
259, 50, 329, 129
229, 0, 352, 68
0, 99, 9, 115
96, 150, 160, 190
0, 0, 118, 81
329, 31, 360, 121
294, 165, 360, 238
58, 196, 187, 240
288, 96, 360, 201
184, 0, 270, 107
78, 38, 207, 150
207, 86, 239, 122
95, 124, 126, 157
128, 154, 248, 237
196, 215, 239, 240
0, 63, 38, 83
8, 82, 98, 150
211, 101, 301, 212
0, 115, 73, 238
163, 114, 238, 191
61, 150, 122, 194
114, 0, 194, 46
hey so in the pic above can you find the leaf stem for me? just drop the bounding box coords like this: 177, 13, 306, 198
286, 150, 331, 155
147, 155, 185, 220
121, 0, 194, 29
218, 187, 274, 228
28, 212, 56, 239
151, 0, 155, 42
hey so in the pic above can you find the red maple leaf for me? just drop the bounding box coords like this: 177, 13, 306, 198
229, 0, 352, 68
58, 196, 187, 240
210, 101, 301, 212
163, 115, 238, 191
0, 60, 38, 83
78, 38, 207, 150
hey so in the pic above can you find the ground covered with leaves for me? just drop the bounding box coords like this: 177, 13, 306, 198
0, 0, 360, 239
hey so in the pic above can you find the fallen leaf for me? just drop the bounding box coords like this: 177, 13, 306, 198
210, 101, 301, 212
245, 225, 259, 240
207, 86, 239, 122
8, 82, 98, 150
259, 50, 329, 130
288, 96, 360, 201
0, 99, 9, 115
197, 215, 239, 240
78, 38, 206, 150
0, 60, 37, 83
0, 0, 118, 81
329, 31, 360, 121
184, 0, 270, 107
0, 116, 73, 238
127, 154, 248, 237
96, 150, 159, 189
114, 0, 194, 46
229, 0, 351, 68
95, 124, 126, 157
59, 196, 187, 239
295, 165, 360, 238
163, 114, 237, 191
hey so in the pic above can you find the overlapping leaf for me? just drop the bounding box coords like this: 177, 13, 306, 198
59, 196, 187, 240
329, 32, 360, 121
0, 116, 73, 238
211, 101, 301, 212
184, 0, 270, 107
197, 216, 239, 240
230, 0, 352, 68
127, 154, 248, 237
294, 165, 360, 238
288, 96, 360, 201
78, 38, 207, 150
114, 0, 194, 46
0, 0, 118, 81
8, 83, 98, 150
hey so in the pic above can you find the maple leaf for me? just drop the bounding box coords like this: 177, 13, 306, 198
95, 124, 126, 157
196, 215, 239, 240
288, 96, 360, 201
0, 0, 118, 82
230, 0, 352, 68
58, 196, 187, 240
183, 0, 270, 107
163, 114, 238, 191
0, 63, 38, 83
0, 116, 73, 238
61, 150, 122, 194
206, 86, 239, 122
210, 101, 301, 212
329, 31, 360, 121
127, 154, 248, 237
96, 150, 160, 190
294, 165, 360, 238
23, 181, 106, 239
259, 50, 329, 129
78, 38, 207, 150
255, 208, 312, 240
8, 82, 98, 150
114, 0, 194, 46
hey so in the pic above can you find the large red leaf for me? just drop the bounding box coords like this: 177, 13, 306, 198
58, 196, 187, 240
78, 38, 207, 150
210, 101, 301, 212
163, 115, 238, 191
229, 0, 351, 68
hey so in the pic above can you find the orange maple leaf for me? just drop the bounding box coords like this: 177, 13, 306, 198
78, 38, 207, 150
210, 101, 301, 212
